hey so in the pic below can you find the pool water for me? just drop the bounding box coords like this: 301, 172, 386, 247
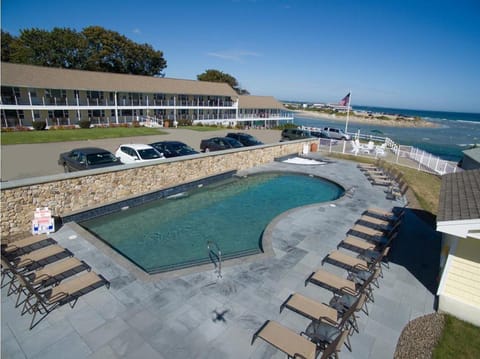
81, 172, 344, 273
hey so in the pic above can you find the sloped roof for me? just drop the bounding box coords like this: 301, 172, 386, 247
238, 95, 287, 110
1, 62, 238, 97
463, 147, 480, 163
438, 169, 480, 222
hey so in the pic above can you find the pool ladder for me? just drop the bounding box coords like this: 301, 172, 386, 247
207, 240, 222, 279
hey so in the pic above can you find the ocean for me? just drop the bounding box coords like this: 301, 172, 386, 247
294, 106, 480, 162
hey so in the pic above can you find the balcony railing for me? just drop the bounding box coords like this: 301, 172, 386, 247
1, 96, 236, 108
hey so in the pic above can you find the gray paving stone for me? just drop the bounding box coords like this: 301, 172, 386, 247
1, 159, 439, 359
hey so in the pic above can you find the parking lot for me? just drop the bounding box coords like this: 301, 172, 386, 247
0, 128, 282, 182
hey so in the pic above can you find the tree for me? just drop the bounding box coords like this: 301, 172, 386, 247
197, 69, 249, 95
3, 26, 167, 76
1, 30, 15, 62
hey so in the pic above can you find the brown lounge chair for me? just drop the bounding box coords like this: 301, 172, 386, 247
2, 234, 55, 257
280, 293, 338, 323
251, 320, 349, 359
363, 207, 398, 220
12, 245, 73, 271
19, 270, 110, 329
356, 215, 395, 230
14, 257, 91, 309
338, 232, 397, 254
321, 250, 370, 273
347, 223, 400, 245
251, 320, 317, 359
301, 293, 367, 352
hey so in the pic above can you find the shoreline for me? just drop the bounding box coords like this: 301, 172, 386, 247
293, 110, 439, 128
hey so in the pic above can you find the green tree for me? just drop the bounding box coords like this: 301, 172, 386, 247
1, 30, 15, 62
197, 69, 249, 95
81, 26, 166, 76
4, 26, 167, 76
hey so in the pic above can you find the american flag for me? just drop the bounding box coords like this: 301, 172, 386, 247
339, 93, 350, 106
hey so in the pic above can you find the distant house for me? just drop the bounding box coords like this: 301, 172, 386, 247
436, 169, 480, 326
460, 146, 480, 170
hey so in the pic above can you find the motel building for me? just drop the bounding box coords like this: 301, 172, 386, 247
436, 169, 480, 326
0, 62, 293, 128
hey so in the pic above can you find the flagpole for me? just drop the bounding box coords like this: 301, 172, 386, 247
344, 91, 351, 134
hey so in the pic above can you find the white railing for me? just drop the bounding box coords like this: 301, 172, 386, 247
304, 125, 460, 175
396, 145, 460, 175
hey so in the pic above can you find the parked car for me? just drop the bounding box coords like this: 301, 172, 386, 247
58, 147, 122, 172
149, 141, 199, 158
115, 144, 164, 164
226, 132, 264, 146
200, 137, 244, 152
322, 127, 351, 140
280, 128, 314, 141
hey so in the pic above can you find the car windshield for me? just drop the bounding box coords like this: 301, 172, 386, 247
86, 152, 118, 165
138, 148, 162, 160
174, 144, 196, 155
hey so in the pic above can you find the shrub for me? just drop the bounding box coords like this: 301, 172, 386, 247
32, 120, 47, 131
178, 119, 192, 126
79, 119, 91, 129
132, 120, 141, 127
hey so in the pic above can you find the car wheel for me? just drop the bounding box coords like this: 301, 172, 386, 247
63, 164, 70, 173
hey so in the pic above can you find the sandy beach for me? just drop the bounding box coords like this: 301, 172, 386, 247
293, 110, 439, 128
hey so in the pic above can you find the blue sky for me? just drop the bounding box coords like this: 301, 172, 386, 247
2, 0, 480, 112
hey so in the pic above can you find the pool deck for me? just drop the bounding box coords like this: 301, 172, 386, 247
1, 157, 441, 359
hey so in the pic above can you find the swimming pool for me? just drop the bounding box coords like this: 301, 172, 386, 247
80, 172, 344, 273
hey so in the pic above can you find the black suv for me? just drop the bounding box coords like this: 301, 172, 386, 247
280, 128, 313, 141
200, 137, 244, 152
226, 133, 264, 146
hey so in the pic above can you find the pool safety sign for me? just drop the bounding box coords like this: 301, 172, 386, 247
32, 207, 55, 235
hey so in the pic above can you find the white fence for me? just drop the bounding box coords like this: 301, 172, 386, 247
303, 126, 461, 175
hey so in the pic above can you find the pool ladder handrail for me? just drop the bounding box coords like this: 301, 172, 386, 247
207, 240, 222, 279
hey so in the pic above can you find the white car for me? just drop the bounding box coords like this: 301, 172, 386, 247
115, 144, 165, 164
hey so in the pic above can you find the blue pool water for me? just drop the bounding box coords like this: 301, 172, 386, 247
80, 172, 344, 273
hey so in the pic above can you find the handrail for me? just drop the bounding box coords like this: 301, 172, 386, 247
207, 240, 222, 279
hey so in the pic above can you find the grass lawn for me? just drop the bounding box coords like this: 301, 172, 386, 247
180, 125, 227, 132
1, 127, 166, 145
433, 315, 480, 359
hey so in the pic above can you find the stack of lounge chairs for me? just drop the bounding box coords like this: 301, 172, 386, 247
357, 162, 409, 202
251, 206, 404, 358
1, 234, 109, 330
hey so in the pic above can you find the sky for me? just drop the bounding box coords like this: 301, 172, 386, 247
2, 0, 480, 113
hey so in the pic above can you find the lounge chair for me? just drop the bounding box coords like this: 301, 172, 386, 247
306, 268, 379, 303
347, 223, 400, 245
337, 236, 377, 254
339, 231, 397, 254
252, 320, 349, 359
363, 207, 404, 221
12, 245, 73, 271
330, 285, 371, 316
280, 293, 338, 323
2, 235, 55, 257
18, 270, 110, 329
14, 257, 91, 309
321, 250, 370, 273
25, 257, 90, 287
301, 293, 367, 350
356, 215, 395, 231
386, 179, 409, 201
251, 320, 317, 359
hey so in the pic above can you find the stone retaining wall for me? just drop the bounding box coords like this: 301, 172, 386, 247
1, 140, 314, 239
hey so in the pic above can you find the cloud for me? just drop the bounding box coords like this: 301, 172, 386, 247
132, 28, 141, 35
206, 49, 261, 62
